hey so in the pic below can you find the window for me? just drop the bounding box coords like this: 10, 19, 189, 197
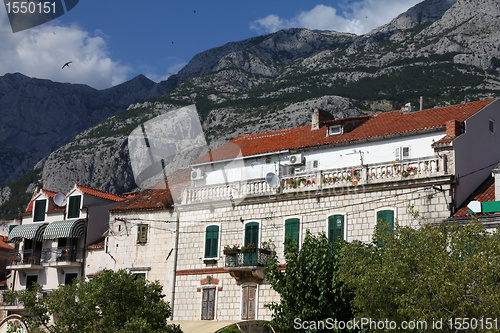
67, 195, 81, 218
244, 222, 259, 248
132, 273, 146, 280
377, 210, 394, 246
328, 215, 344, 245
395, 146, 410, 160
490, 119, 495, 134
201, 287, 216, 320
26, 275, 38, 291
241, 285, 256, 320
137, 224, 148, 244
64, 273, 78, 285
204, 225, 219, 258
33, 199, 47, 222
328, 125, 342, 136
284, 218, 300, 250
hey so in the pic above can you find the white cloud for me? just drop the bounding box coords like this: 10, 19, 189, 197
0, 12, 131, 89
250, 0, 422, 35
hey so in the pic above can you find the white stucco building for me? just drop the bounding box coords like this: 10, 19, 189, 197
1, 185, 124, 317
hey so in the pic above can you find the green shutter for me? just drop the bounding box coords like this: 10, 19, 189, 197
328, 215, 344, 244
377, 210, 394, 247
67, 195, 81, 218
205, 225, 219, 258
244, 222, 259, 248
33, 199, 46, 222
284, 218, 300, 249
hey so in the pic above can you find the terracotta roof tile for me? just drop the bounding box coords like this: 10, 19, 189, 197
110, 169, 190, 212
76, 185, 125, 202
453, 176, 496, 218
195, 99, 495, 164
0, 236, 14, 251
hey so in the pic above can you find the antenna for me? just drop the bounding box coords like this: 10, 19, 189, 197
265, 172, 280, 189
54, 193, 67, 207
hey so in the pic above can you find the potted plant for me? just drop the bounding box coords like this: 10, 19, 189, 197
240, 243, 256, 253
223, 244, 240, 254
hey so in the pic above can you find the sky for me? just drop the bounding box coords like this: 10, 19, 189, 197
0, 0, 422, 90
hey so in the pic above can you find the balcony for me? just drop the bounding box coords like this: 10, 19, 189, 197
7, 250, 43, 271
0, 290, 23, 311
183, 156, 447, 205
224, 248, 271, 282
41, 247, 84, 268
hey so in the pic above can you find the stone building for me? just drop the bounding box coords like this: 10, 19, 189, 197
170, 98, 500, 324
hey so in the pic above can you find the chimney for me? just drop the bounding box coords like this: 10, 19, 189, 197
420, 96, 423, 111
446, 119, 461, 137
311, 108, 320, 130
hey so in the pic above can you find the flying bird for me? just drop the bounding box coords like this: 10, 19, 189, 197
62, 61, 72, 69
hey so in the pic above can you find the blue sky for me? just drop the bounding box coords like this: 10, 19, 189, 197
0, 0, 422, 89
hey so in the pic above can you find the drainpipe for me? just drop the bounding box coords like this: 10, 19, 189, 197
170, 207, 180, 320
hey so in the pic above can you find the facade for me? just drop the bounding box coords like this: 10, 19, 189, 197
1, 185, 124, 317
171, 98, 500, 323
3, 98, 499, 328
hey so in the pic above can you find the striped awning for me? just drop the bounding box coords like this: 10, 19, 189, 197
42, 219, 86, 240
8, 223, 48, 243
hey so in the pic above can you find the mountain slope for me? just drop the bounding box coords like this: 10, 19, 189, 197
2, 0, 500, 217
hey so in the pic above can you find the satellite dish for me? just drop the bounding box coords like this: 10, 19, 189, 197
265, 172, 280, 189
467, 200, 481, 213
54, 193, 67, 207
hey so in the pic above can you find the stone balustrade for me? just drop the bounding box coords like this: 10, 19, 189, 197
183, 156, 446, 204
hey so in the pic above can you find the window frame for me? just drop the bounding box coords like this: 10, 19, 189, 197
395, 146, 410, 160
204, 225, 220, 259
241, 284, 257, 320
376, 208, 396, 246
244, 221, 260, 249
33, 199, 47, 222
201, 287, 216, 320
284, 217, 301, 251
67, 195, 82, 219
136, 224, 148, 244
489, 118, 495, 134
328, 214, 345, 245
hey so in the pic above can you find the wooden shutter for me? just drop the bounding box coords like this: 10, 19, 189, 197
201, 288, 215, 320
377, 210, 394, 232
205, 225, 219, 258
67, 195, 81, 218
241, 285, 256, 320
33, 199, 46, 222
244, 222, 259, 248
137, 224, 148, 244
284, 218, 300, 249
328, 215, 344, 244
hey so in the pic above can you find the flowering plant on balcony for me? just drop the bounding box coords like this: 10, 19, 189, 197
322, 176, 338, 184
241, 243, 256, 253
223, 244, 239, 251
261, 239, 275, 251
401, 166, 418, 178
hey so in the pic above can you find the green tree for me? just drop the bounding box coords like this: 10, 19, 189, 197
6, 269, 182, 333
264, 231, 353, 332
339, 221, 500, 332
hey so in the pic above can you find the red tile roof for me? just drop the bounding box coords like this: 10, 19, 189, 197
453, 176, 496, 218
195, 99, 495, 164
0, 236, 14, 251
110, 168, 190, 212
76, 185, 125, 202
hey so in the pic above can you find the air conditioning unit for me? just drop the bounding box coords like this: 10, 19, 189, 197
289, 153, 304, 165
191, 168, 205, 180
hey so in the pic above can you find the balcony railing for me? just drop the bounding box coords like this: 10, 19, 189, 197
224, 248, 271, 268
8, 250, 42, 267
41, 247, 84, 265
183, 156, 446, 204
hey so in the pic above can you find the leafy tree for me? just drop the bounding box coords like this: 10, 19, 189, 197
6, 269, 182, 333
339, 221, 500, 332
264, 231, 353, 332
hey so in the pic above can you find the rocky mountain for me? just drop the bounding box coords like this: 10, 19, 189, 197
2, 0, 500, 217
